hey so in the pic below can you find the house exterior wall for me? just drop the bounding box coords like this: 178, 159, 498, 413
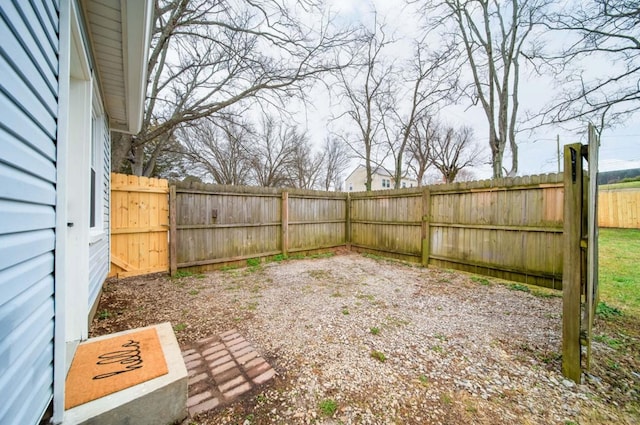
88, 111, 110, 311
0, 1, 59, 424
345, 166, 418, 192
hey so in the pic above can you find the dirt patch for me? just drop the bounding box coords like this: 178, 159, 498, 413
91, 252, 639, 424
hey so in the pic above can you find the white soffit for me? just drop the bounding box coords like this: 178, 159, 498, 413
83, 0, 153, 134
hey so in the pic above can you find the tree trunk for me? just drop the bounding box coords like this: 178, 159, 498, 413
111, 132, 133, 173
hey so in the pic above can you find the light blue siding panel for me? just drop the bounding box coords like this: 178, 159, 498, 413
89, 238, 109, 306
0, 338, 53, 423
0, 127, 56, 182
0, 275, 52, 342
4, 1, 57, 77
0, 230, 54, 272
0, 200, 55, 234
27, 0, 58, 51
0, 294, 54, 379
89, 115, 111, 308
0, 46, 57, 123
0, 163, 57, 205
0, 0, 57, 423
0, 92, 56, 160
0, 4, 57, 90
41, 0, 59, 31
0, 252, 54, 308
0, 34, 57, 116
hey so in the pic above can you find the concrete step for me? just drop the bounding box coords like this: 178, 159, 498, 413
64, 323, 187, 425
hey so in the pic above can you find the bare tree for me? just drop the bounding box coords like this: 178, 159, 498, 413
287, 136, 325, 189
540, 1, 640, 126
419, 0, 550, 178
112, 0, 356, 176
405, 113, 438, 186
250, 116, 300, 188
431, 125, 483, 183
333, 18, 395, 191
320, 137, 353, 191
382, 40, 459, 188
179, 116, 253, 185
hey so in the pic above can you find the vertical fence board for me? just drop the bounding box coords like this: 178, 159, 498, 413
562, 144, 584, 382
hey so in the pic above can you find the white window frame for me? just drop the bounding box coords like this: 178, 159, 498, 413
90, 88, 105, 241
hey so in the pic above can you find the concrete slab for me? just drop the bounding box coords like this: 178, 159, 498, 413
64, 323, 188, 425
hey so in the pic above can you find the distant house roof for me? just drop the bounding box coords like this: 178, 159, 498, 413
84, 0, 153, 134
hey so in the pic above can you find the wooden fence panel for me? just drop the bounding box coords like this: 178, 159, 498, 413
109, 173, 169, 277
347, 174, 563, 288
174, 185, 282, 268
172, 184, 349, 270
428, 174, 564, 288
350, 190, 424, 260
100, 173, 568, 288
288, 194, 346, 251
598, 189, 640, 228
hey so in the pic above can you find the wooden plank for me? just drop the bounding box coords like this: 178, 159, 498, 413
169, 185, 177, 276
346, 193, 352, 249
422, 188, 430, 267
111, 226, 168, 234
562, 143, 584, 383
110, 255, 135, 272
586, 125, 600, 370
282, 192, 289, 256
429, 223, 563, 233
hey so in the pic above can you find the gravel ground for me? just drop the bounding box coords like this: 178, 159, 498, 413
91, 252, 638, 424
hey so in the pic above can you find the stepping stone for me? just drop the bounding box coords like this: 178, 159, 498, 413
181, 330, 276, 417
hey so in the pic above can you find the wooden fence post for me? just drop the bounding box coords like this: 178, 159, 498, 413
345, 193, 351, 249
562, 143, 584, 383
281, 191, 289, 256
421, 188, 430, 267
169, 185, 177, 276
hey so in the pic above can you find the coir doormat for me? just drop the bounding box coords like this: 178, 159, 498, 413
65, 327, 168, 409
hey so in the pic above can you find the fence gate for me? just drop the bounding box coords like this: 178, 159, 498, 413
110, 173, 170, 277
562, 125, 599, 382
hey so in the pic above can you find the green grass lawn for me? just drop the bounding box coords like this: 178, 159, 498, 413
599, 228, 640, 318
600, 180, 640, 190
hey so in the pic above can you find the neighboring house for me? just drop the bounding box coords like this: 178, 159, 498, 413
345, 165, 418, 192
0, 1, 152, 424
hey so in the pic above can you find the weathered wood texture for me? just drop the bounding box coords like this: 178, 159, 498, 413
112, 173, 565, 288
351, 174, 564, 289
598, 189, 640, 228
109, 173, 170, 277
350, 189, 424, 262
173, 182, 347, 269
562, 144, 586, 383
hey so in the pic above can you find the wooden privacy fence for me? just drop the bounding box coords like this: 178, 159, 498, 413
598, 188, 640, 228
109, 173, 169, 277
170, 182, 346, 272
107, 172, 566, 287
351, 174, 564, 289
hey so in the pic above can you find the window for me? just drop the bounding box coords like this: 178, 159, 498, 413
349, 184, 353, 191
90, 92, 104, 232
402, 182, 406, 188
382, 179, 390, 188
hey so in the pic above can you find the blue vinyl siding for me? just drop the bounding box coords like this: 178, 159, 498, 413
88, 114, 110, 308
0, 1, 58, 424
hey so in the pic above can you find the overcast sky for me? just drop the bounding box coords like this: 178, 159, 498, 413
300, 0, 640, 180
